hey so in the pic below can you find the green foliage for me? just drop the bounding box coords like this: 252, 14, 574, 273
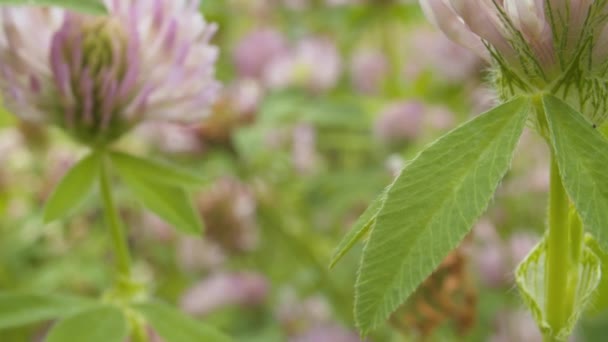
0, 103, 15, 128
544, 95, 608, 249
354, 98, 530, 333
43, 152, 101, 223
0, 292, 94, 330
110, 152, 208, 188
45, 306, 128, 342
0, 0, 107, 14
329, 186, 388, 269
135, 301, 232, 342
516, 235, 601, 339
113, 166, 203, 235
587, 236, 608, 316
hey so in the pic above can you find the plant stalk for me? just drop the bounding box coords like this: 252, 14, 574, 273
99, 152, 148, 341
545, 154, 571, 340
100, 153, 132, 279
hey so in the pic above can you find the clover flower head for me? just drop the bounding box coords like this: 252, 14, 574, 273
0, 0, 220, 146
420, 0, 608, 124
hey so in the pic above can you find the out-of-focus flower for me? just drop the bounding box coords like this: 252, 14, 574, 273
136, 122, 204, 155
197, 79, 263, 148
264, 36, 342, 93
138, 79, 262, 155
374, 101, 425, 145
472, 220, 507, 287
292, 123, 318, 174
491, 310, 543, 342
0, 128, 23, 165
290, 325, 362, 342
406, 29, 481, 83
177, 236, 226, 271
470, 86, 498, 115
419, 0, 608, 123
233, 28, 288, 79
350, 49, 388, 95
0, 1, 220, 146
391, 241, 476, 338
136, 211, 176, 242
502, 128, 551, 196
507, 232, 539, 266
425, 106, 455, 132
472, 219, 539, 288
180, 271, 268, 316
276, 291, 333, 333
198, 177, 258, 253
230, 79, 264, 122
283, 0, 310, 10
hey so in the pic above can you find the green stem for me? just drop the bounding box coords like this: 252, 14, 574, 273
128, 313, 148, 342
99, 152, 149, 342
545, 154, 571, 337
99, 153, 132, 279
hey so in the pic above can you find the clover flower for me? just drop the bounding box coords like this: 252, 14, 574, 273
350, 48, 388, 95
264, 36, 342, 93
233, 28, 288, 80
374, 101, 425, 145
0, 0, 220, 146
420, 0, 608, 124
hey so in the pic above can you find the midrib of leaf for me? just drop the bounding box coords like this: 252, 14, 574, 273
355, 98, 530, 331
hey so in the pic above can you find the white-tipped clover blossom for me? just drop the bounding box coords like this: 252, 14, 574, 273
0, 0, 220, 146
420, 0, 608, 124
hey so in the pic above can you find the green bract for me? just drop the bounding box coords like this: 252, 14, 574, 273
516, 235, 602, 339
